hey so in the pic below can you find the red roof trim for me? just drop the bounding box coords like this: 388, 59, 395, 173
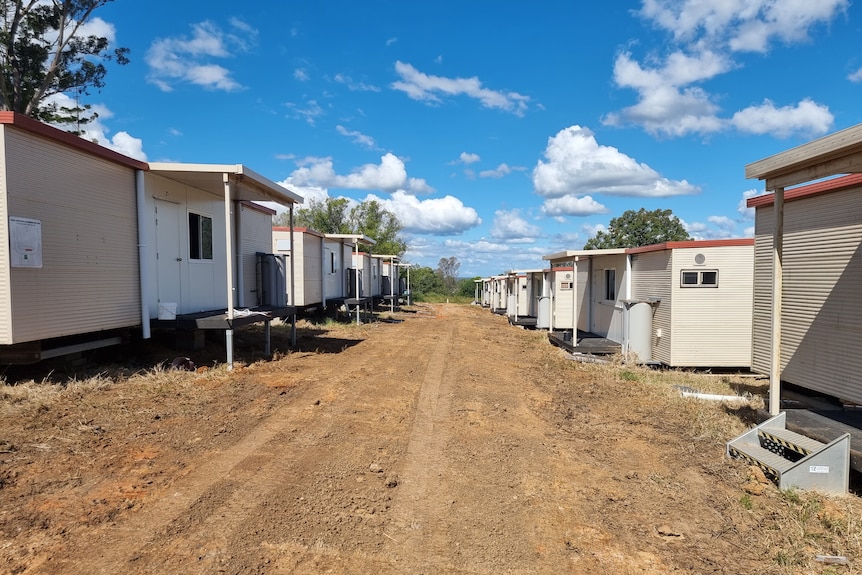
746, 173, 862, 208
0, 111, 149, 170
626, 238, 754, 255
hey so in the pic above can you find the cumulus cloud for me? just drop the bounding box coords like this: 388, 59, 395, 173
456, 152, 481, 164
541, 196, 609, 217
285, 153, 434, 196
532, 126, 699, 200
146, 20, 253, 91
638, 0, 849, 54
849, 68, 862, 83
44, 94, 147, 161
603, 50, 728, 136
369, 190, 481, 234
737, 188, 763, 218
391, 61, 529, 116
490, 210, 542, 242
606, 1, 846, 137
731, 99, 833, 138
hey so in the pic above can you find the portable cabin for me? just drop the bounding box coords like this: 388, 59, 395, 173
505, 269, 543, 327
142, 163, 303, 365
480, 277, 493, 307
543, 241, 753, 366
489, 274, 508, 314
272, 227, 320, 308
627, 240, 753, 367
0, 113, 147, 362
272, 228, 364, 314
376, 254, 401, 311
746, 128, 862, 413
0, 112, 303, 365
542, 249, 627, 337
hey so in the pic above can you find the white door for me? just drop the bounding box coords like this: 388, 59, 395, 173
155, 199, 183, 310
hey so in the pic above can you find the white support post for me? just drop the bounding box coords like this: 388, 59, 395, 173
223, 173, 235, 370
289, 205, 297, 347
770, 187, 784, 416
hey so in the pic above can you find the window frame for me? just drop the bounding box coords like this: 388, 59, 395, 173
188, 211, 214, 262
604, 268, 616, 301
680, 269, 719, 288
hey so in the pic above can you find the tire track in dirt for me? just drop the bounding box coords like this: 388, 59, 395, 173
383, 310, 456, 569
50, 316, 432, 575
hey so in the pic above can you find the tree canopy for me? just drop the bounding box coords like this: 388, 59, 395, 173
435, 256, 460, 294
276, 197, 407, 257
583, 208, 691, 249
0, 0, 129, 129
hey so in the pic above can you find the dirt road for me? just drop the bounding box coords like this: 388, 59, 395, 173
0, 304, 855, 574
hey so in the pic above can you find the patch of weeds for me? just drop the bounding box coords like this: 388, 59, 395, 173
619, 370, 639, 382
739, 493, 753, 510
781, 487, 802, 505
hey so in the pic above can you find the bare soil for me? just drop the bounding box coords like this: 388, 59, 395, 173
0, 303, 858, 574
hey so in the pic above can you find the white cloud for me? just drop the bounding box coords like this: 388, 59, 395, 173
541, 196, 609, 217
391, 61, 529, 116
607, 1, 846, 137
294, 68, 309, 82
146, 20, 252, 91
490, 210, 542, 242
707, 215, 735, 229
737, 188, 763, 219
286, 153, 435, 195
336, 125, 376, 148
731, 98, 833, 138
638, 0, 849, 54
849, 68, 862, 83
603, 50, 728, 136
44, 94, 147, 161
479, 163, 525, 179
368, 191, 481, 234
456, 152, 481, 164
334, 73, 381, 92
284, 99, 325, 126
532, 126, 699, 198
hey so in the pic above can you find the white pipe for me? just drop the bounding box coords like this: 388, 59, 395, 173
135, 170, 151, 339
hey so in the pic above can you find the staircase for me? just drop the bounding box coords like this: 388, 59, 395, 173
726, 412, 850, 494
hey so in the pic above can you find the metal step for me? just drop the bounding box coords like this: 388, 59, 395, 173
728, 440, 795, 478
758, 427, 824, 456
726, 411, 850, 494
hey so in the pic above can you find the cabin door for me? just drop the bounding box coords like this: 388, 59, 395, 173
155, 199, 183, 311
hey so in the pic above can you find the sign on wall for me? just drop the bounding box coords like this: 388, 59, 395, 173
9, 216, 42, 268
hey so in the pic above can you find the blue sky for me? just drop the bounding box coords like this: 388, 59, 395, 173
65, 0, 861, 278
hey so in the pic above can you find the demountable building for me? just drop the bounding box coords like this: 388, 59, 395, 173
543, 240, 754, 367
746, 124, 862, 413
0, 112, 302, 366
272, 227, 359, 313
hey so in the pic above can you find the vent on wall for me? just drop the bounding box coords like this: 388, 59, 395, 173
694, 253, 706, 265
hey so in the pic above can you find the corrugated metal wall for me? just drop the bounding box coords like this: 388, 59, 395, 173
754, 187, 862, 403
0, 127, 10, 343
4, 128, 140, 343
668, 246, 753, 367
238, 203, 273, 308
631, 251, 672, 364
751, 213, 774, 375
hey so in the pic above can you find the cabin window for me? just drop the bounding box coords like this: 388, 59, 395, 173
560, 282, 573, 290
681, 269, 718, 287
330, 252, 337, 274
188, 212, 213, 260
604, 269, 616, 300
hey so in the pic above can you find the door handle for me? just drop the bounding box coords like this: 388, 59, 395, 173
176, 257, 183, 262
